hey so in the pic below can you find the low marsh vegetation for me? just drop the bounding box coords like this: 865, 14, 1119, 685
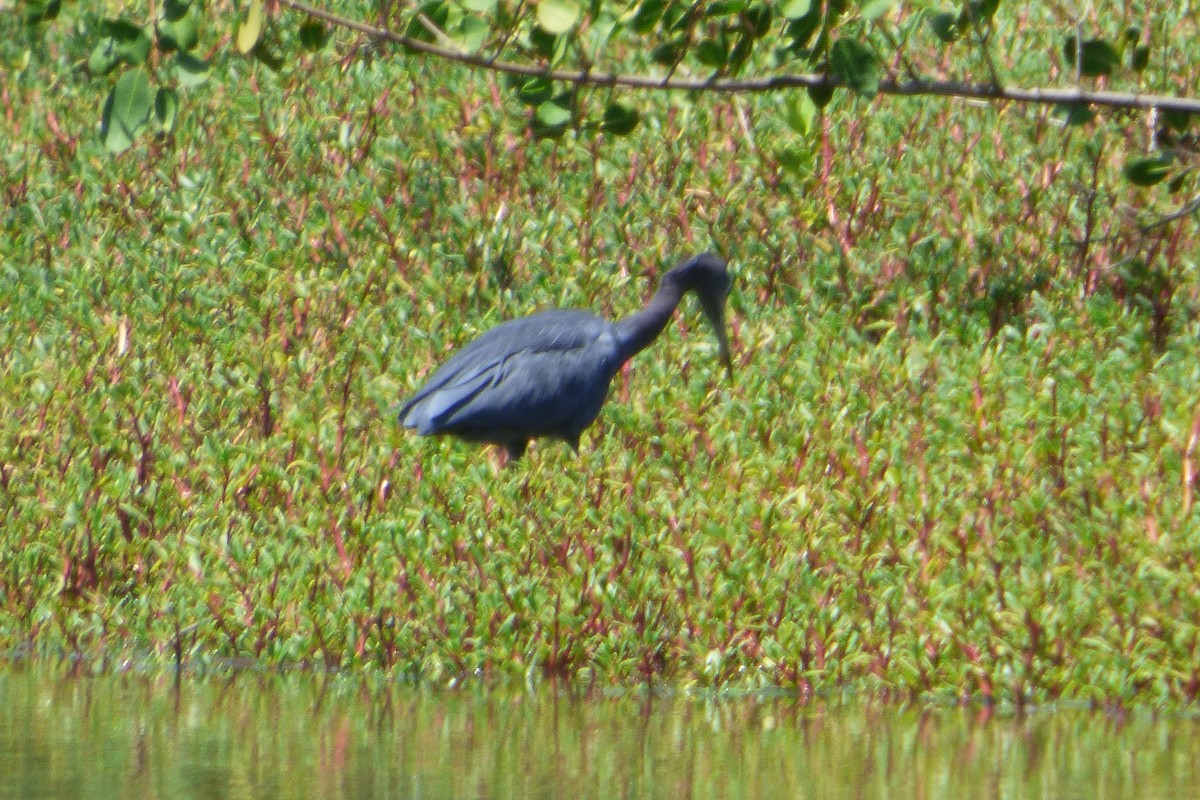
3, 4, 1200, 707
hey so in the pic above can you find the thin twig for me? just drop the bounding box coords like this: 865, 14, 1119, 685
873, 20, 921, 84
1138, 192, 1200, 233
962, 3, 1003, 89
277, 0, 1200, 115
414, 12, 462, 52
1070, 190, 1200, 248
487, 0, 527, 67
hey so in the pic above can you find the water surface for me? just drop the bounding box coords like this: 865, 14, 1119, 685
1, 666, 1196, 799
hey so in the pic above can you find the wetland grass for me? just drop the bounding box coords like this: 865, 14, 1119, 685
3, 3, 1200, 707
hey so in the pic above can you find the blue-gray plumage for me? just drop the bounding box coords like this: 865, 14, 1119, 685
399, 253, 733, 460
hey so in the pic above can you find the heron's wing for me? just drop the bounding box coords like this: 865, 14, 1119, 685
400, 311, 619, 436
436, 345, 611, 435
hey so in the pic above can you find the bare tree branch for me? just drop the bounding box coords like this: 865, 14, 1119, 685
278, 0, 1200, 115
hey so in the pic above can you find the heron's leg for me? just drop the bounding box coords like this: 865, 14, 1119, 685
504, 440, 527, 463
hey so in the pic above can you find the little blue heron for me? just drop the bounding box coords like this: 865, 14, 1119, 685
398, 252, 733, 460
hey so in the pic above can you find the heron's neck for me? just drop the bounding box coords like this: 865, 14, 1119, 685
614, 279, 685, 363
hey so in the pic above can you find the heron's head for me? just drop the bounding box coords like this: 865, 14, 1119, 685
673, 252, 733, 375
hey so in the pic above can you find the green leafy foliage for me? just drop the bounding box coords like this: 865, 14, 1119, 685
783, 90, 818, 134
860, 0, 895, 22
8, 0, 1200, 709
780, 0, 813, 19
630, 0, 669, 34
236, 0, 265, 54
1129, 44, 1150, 72
101, 68, 154, 152
1062, 35, 1122, 78
537, 0, 581, 35
298, 21, 331, 51
23, 0, 61, 23
453, 15, 489, 52
87, 19, 153, 75
928, 11, 959, 43
1123, 153, 1172, 186
830, 37, 880, 96
962, 0, 1000, 26
601, 102, 640, 135
696, 37, 729, 69
536, 97, 572, 126
174, 51, 211, 87
807, 82, 835, 108
514, 76, 554, 105
1161, 110, 1192, 133
158, 0, 201, 52
155, 87, 179, 132
784, 5, 823, 57
1054, 102, 1094, 126
650, 40, 684, 67
528, 24, 564, 60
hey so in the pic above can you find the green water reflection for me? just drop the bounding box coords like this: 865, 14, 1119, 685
1, 666, 1197, 799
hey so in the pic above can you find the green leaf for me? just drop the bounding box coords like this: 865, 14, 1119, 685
776, 145, 813, 179
102, 69, 154, 153
1053, 102, 1093, 126
1062, 36, 1121, 77
159, 0, 201, 52
807, 82, 835, 109
88, 40, 121, 76
529, 25, 561, 59
696, 38, 728, 68
174, 51, 210, 87
727, 32, 754, 74
1123, 154, 1172, 187
830, 38, 880, 96
860, 0, 895, 21
251, 39, 286, 71
454, 16, 488, 52
650, 41, 683, 66
630, 0, 668, 34
1162, 110, 1191, 133
155, 88, 179, 133
88, 19, 153, 75
1130, 44, 1150, 72
704, 1, 747, 15
537, 0, 580, 34
406, 1, 450, 42
740, 5, 773, 37
601, 102, 639, 136
460, 0, 497, 11
237, 0, 264, 55
531, 94, 572, 139
298, 21, 330, 51
23, 0, 61, 23
535, 99, 572, 127
785, 11, 821, 53
962, 0, 999, 26
780, 0, 813, 19
113, 20, 152, 63
784, 91, 818, 134
667, 5, 694, 32
928, 11, 959, 43
516, 77, 553, 106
